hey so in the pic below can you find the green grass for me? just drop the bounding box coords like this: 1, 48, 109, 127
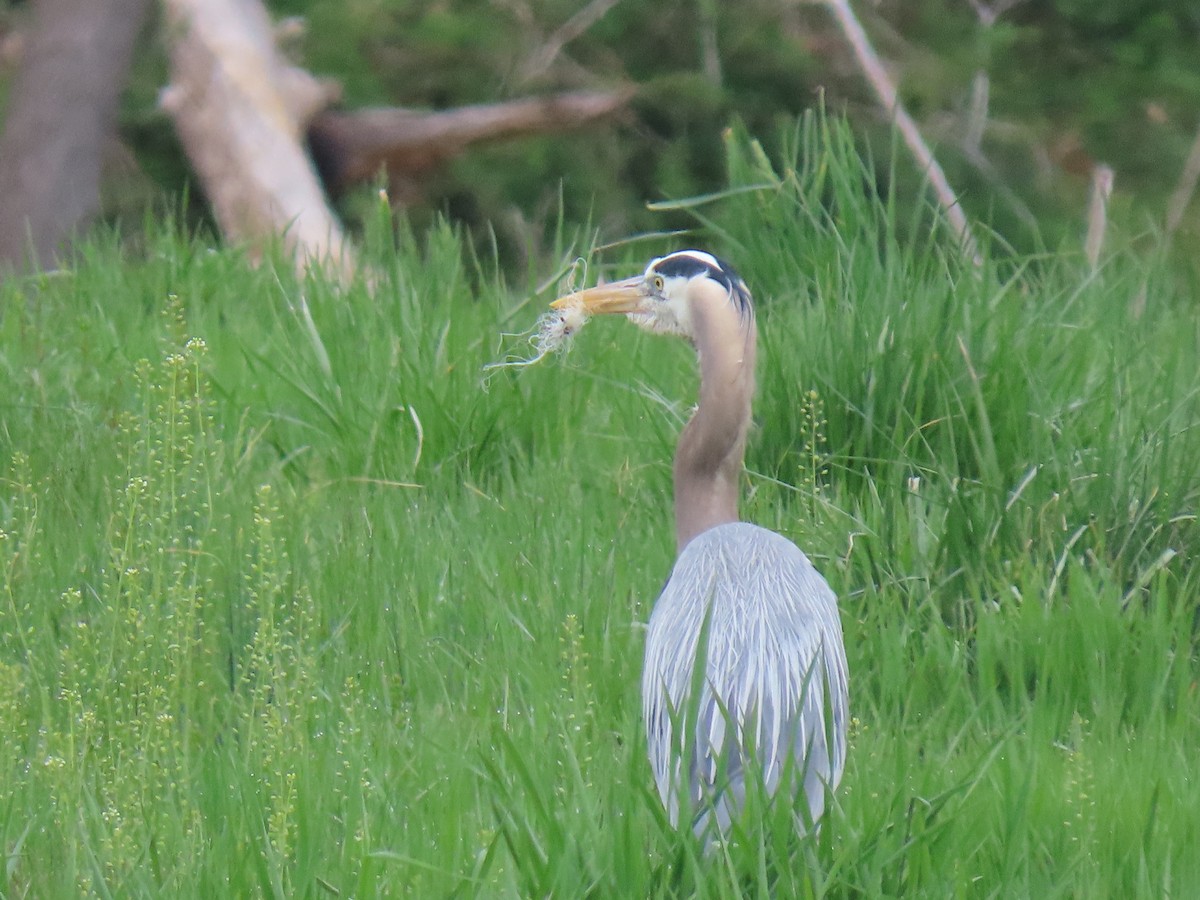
2, 116, 1198, 897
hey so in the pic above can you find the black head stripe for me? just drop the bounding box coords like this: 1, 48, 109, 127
651, 250, 754, 318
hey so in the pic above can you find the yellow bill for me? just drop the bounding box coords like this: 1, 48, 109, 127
550, 276, 646, 315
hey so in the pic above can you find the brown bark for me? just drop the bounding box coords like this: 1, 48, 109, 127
161, 0, 354, 280
162, 0, 630, 281
0, 0, 151, 273
307, 90, 633, 197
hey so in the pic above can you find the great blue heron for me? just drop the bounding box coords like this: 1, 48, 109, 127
551, 250, 849, 840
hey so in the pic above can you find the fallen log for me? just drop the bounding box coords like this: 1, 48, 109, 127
161, 0, 353, 278
161, 0, 629, 281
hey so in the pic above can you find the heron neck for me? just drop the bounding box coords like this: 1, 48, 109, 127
673, 294, 756, 552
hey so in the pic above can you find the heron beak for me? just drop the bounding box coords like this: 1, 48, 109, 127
550, 276, 647, 315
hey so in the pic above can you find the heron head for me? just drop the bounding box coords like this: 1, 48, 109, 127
551, 250, 753, 341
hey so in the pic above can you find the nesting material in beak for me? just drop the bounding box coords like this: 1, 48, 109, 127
485, 273, 650, 373
484, 290, 593, 372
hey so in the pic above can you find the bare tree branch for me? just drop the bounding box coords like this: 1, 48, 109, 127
519, 0, 622, 84
160, 0, 630, 281
308, 89, 632, 197
820, 0, 981, 263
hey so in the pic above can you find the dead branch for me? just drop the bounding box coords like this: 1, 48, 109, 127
820, 0, 981, 264
161, 0, 631, 279
308, 89, 633, 197
518, 0, 623, 84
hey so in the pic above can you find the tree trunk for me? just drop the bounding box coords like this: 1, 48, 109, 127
0, 0, 151, 273
161, 0, 630, 280
161, 0, 355, 280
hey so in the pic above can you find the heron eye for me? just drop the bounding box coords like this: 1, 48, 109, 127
651, 274, 665, 293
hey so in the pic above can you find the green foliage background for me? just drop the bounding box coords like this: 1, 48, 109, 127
7, 0, 1196, 261
215, 1, 1200, 254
